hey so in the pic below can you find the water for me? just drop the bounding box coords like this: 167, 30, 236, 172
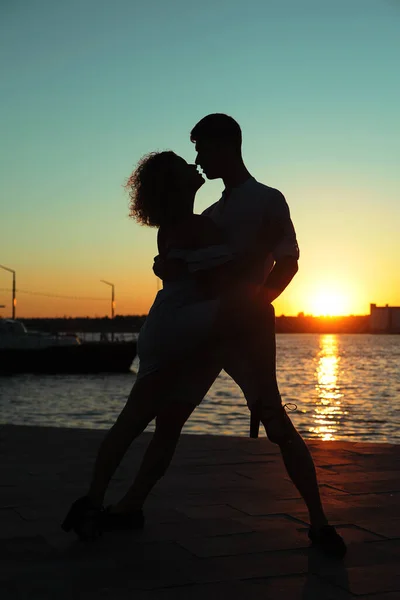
1, 334, 399, 444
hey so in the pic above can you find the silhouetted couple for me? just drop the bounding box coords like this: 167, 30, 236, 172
62, 114, 346, 558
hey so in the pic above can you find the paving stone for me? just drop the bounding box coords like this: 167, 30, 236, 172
326, 507, 399, 527
144, 507, 192, 524
295, 524, 386, 545
190, 549, 309, 582
228, 495, 348, 517
0, 580, 20, 600
357, 594, 400, 600
355, 518, 400, 539
311, 540, 400, 572
165, 490, 251, 507
178, 504, 246, 519
13, 504, 63, 522
321, 470, 400, 484
334, 493, 400, 510
180, 517, 253, 537
111, 582, 270, 600
252, 574, 354, 600
0, 535, 53, 559
178, 529, 308, 557
0, 425, 399, 600
0, 488, 30, 508
345, 444, 398, 455
321, 564, 400, 595
334, 480, 400, 494
0, 509, 42, 539
318, 484, 350, 496
233, 514, 310, 530
333, 524, 386, 544
121, 577, 353, 599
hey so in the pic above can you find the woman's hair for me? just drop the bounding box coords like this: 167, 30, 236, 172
126, 151, 178, 227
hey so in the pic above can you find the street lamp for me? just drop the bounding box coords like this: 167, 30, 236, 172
100, 280, 115, 341
0, 264, 16, 319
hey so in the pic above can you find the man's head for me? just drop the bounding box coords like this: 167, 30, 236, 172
190, 113, 242, 180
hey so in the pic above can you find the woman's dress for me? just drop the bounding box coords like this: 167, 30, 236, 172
136, 244, 233, 379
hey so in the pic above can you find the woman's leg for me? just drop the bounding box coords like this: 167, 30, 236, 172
107, 348, 222, 514
86, 371, 166, 508
109, 401, 196, 513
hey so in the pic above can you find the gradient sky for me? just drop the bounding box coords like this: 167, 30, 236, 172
1, 0, 399, 318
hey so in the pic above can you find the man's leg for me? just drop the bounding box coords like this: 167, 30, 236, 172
109, 402, 196, 513
227, 304, 327, 526
224, 304, 345, 556
261, 406, 327, 528
260, 405, 346, 556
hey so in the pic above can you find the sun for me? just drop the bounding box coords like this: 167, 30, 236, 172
310, 290, 349, 317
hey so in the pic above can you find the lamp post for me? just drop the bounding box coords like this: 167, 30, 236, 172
0, 265, 16, 319
100, 280, 115, 342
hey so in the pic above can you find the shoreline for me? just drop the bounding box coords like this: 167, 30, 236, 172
1, 422, 399, 447
11, 315, 377, 335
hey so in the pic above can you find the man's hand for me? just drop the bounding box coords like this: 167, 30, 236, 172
259, 286, 280, 305
152, 255, 164, 279
153, 255, 188, 281
263, 256, 298, 303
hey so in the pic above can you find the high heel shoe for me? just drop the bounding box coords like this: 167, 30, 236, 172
61, 496, 104, 541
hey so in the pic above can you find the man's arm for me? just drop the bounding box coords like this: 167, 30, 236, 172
262, 256, 298, 304
261, 189, 299, 303
153, 255, 187, 280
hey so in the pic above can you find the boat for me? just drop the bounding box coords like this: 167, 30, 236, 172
0, 319, 137, 374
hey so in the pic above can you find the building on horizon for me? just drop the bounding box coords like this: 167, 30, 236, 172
370, 304, 400, 333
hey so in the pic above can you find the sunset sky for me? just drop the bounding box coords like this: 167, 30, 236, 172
1, 0, 399, 319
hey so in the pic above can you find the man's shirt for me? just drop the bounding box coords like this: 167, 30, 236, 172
202, 177, 299, 285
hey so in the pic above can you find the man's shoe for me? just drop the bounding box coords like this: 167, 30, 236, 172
100, 505, 145, 531
308, 525, 347, 559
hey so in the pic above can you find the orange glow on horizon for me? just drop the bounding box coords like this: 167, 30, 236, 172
0, 271, 395, 319
307, 286, 352, 317
310, 292, 348, 317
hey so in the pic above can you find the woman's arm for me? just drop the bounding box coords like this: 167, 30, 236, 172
167, 215, 223, 249
154, 215, 231, 283
154, 215, 284, 294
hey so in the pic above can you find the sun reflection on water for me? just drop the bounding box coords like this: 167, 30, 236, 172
309, 334, 344, 441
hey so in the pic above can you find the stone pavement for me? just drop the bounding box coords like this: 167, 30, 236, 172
0, 424, 399, 599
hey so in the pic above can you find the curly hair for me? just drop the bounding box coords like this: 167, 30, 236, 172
126, 151, 178, 227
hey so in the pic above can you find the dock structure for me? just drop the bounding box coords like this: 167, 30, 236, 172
370, 303, 400, 333
0, 424, 399, 599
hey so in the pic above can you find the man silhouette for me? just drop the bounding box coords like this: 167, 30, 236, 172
185, 114, 345, 558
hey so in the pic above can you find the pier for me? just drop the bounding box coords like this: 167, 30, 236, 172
0, 424, 399, 599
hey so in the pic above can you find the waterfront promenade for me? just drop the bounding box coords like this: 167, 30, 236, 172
0, 424, 399, 599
